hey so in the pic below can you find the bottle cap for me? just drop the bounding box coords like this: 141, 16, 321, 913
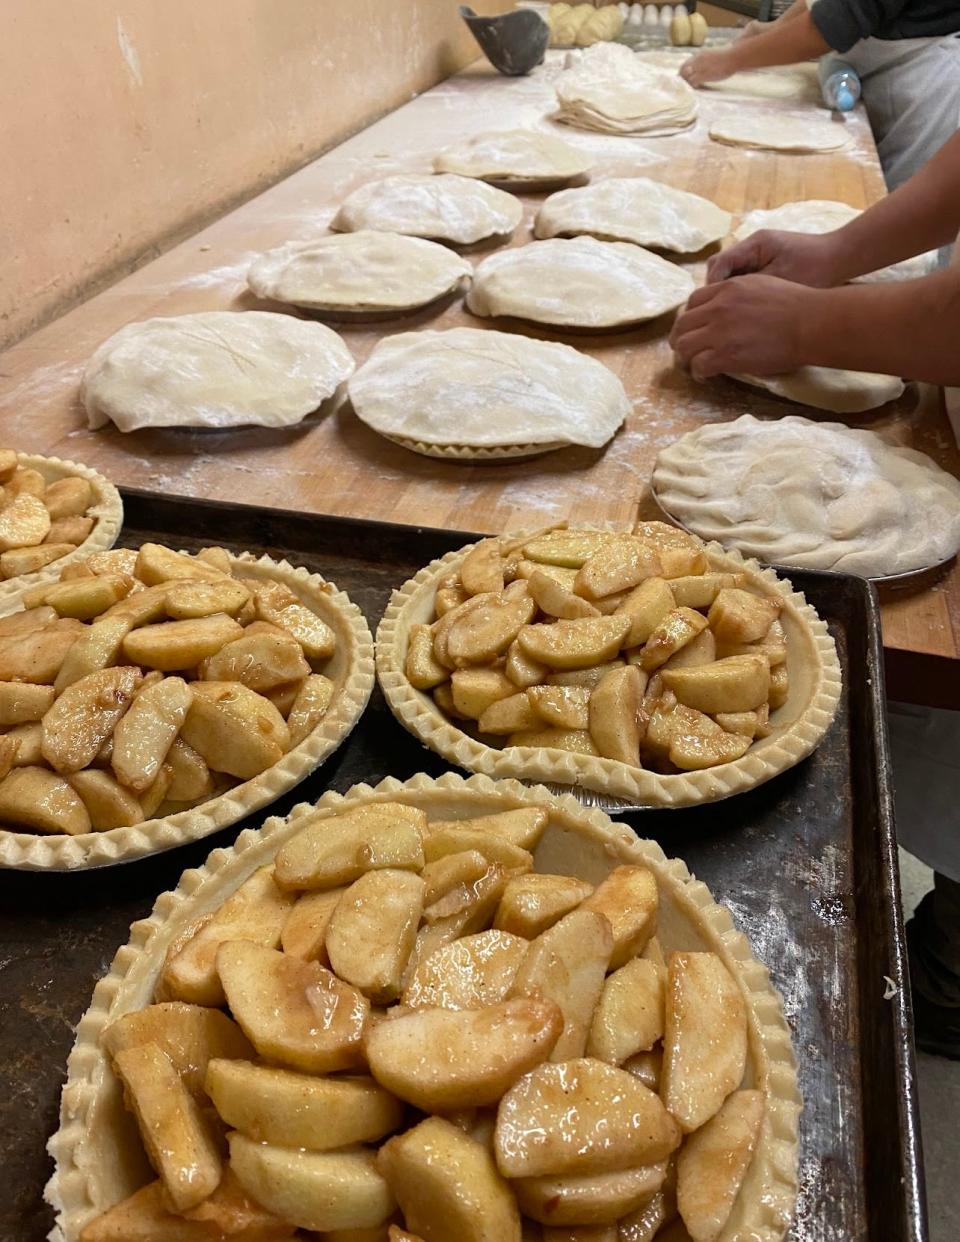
836, 85, 856, 111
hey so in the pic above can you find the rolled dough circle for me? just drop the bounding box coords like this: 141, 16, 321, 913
331, 174, 523, 246
653, 413, 960, 577
434, 129, 591, 187
247, 231, 472, 314
347, 327, 630, 449
709, 114, 851, 153
466, 236, 695, 329
730, 366, 905, 415
82, 311, 355, 433
702, 65, 820, 102
555, 43, 698, 136
535, 176, 731, 253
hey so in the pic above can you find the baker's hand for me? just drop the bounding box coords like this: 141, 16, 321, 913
679, 49, 736, 87
670, 274, 818, 379
707, 229, 844, 287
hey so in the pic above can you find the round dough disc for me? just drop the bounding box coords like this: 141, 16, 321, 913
733, 200, 936, 282
434, 128, 591, 187
709, 114, 851, 153
347, 326, 630, 449
535, 176, 731, 254
82, 311, 355, 433
702, 65, 820, 102
331, 174, 523, 246
466, 236, 695, 329
653, 413, 960, 577
730, 366, 905, 415
247, 231, 472, 314
556, 43, 698, 136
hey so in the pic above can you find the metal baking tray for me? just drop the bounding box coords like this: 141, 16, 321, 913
0, 490, 926, 1242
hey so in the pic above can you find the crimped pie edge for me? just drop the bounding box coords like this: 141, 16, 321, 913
0, 452, 123, 603
45, 770, 800, 1242
0, 551, 375, 871
375, 533, 843, 807
379, 434, 568, 463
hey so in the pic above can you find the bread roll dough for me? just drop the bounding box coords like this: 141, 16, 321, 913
709, 114, 851, 153
247, 231, 471, 313
653, 414, 960, 576
731, 366, 905, 415
535, 176, 731, 253
733, 200, 936, 282
331, 174, 523, 246
82, 312, 355, 433
347, 327, 630, 449
576, 5, 625, 45
434, 129, 591, 187
467, 236, 694, 329
555, 43, 698, 135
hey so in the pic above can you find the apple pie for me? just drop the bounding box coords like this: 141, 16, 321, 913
0, 541, 374, 870
376, 524, 841, 806
47, 773, 800, 1242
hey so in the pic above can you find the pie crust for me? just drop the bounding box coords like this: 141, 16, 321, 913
45, 771, 800, 1242
0, 453, 122, 604
0, 551, 374, 872
381, 434, 567, 463
376, 533, 842, 806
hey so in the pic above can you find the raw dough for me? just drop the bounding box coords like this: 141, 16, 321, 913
331, 174, 522, 246
703, 65, 821, 103
535, 176, 731, 253
653, 413, 960, 576
555, 43, 698, 136
709, 113, 851, 153
82, 311, 355, 433
576, 4, 625, 45
733, 200, 936, 283
247, 231, 471, 314
434, 129, 591, 187
347, 327, 630, 448
466, 236, 694, 329
731, 366, 905, 415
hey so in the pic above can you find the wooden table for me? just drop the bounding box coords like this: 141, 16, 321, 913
1, 52, 957, 705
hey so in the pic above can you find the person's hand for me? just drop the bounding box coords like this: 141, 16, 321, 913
706, 229, 845, 287
670, 274, 820, 379
679, 49, 737, 88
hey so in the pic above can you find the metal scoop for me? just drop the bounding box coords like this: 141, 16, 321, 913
460, 5, 549, 76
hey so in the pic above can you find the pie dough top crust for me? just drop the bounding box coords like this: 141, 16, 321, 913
555, 43, 698, 136
653, 413, 960, 577
434, 128, 591, 186
709, 114, 851, 153
466, 236, 695, 329
46, 771, 800, 1242
247, 231, 472, 313
347, 327, 630, 450
730, 366, 905, 416
331, 174, 523, 245
535, 176, 732, 254
83, 312, 355, 433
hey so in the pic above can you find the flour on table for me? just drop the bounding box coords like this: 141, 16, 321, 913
82, 312, 355, 433
331, 174, 522, 245
347, 327, 630, 449
710, 113, 851, 153
535, 176, 730, 253
653, 413, 960, 576
730, 365, 904, 415
554, 42, 698, 136
434, 129, 591, 187
466, 236, 694, 329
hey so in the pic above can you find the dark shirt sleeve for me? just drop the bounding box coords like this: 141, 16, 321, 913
809, 0, 912, 52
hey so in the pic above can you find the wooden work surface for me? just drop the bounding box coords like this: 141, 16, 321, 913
1, 51, 958, 704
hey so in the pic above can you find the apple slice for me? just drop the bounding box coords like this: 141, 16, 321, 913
660, 951, 748, 1133
402, 929, 528, 1010
586, 958, 665, 1065
280, 887, 347, 962
326, 869, 425, 1002
494, 873, 594, 939
495, 1058, 681, 1178
515, 1162, 668, 1226
428, 807, 548, 852
217, 942, 369, 1073
581, 866, 658, 968
274, 802, 426, 891
676, 1089, 765, 1242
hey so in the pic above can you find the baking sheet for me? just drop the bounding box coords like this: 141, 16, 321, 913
0, 490, 926, 1242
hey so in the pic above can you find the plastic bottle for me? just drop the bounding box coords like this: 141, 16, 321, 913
819, 59, 861, 112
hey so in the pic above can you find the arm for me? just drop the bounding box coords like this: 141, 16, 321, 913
680, 9, 828, 86
738, 0, 808, 41
709, 130, 960, 285
670, 268, 960, 387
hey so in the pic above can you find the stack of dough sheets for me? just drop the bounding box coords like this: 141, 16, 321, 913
555, 44, 698, 136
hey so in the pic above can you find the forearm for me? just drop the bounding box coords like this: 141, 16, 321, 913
722, 10, 828, 70
827, 133, 960, 280
799, 271, 960, 386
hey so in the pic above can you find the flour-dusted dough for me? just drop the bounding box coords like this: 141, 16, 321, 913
347, 327, 630, 449
653, 413, 960, 576
467, 236, 694, 329
703, 65, 821, 103
733, 200, 937, 283
247, 231, 472, 314
82, 312, 355, 433
555, 42, 698, 136
331, 174, 522, 246
709, 113, 851, 153
535, 176, 731, 253
731, 366, 905, 415
434, 129, 591, 187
